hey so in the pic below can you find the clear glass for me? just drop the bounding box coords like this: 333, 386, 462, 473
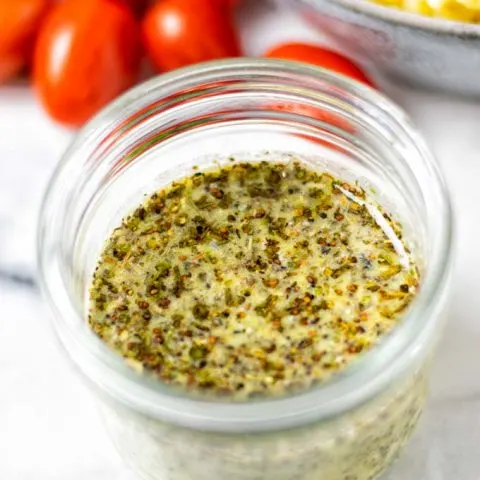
38, 59, 453, 480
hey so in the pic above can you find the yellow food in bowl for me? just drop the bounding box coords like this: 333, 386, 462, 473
372, 0, 480, 22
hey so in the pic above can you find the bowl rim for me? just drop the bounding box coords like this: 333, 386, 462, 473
301, 0, 480, 36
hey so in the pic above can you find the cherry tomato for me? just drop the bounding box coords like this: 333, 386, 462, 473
34, 0, 141, 127
0, 0, 51, 83
272, 102, 354, 134
267, 100, 355, 155
265, 43, 374, 87
142, 0, 240, 73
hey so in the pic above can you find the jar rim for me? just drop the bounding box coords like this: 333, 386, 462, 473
38, 59, 454, 433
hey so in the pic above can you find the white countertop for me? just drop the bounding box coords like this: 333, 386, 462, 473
1, 2, 480, 479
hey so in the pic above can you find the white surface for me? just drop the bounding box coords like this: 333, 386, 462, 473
1, 2, 480, 479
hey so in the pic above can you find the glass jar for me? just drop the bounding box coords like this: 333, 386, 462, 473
38, 59, 453, 480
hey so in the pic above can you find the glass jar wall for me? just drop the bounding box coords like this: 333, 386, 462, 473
38, 59, 453, 480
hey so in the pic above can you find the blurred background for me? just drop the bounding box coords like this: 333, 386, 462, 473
1, 0, 480, 479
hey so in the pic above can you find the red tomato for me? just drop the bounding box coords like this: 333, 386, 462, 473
268, 100, 355, 155
142, 0, 240, 73
272, 102, 354, 134
265, 43, 374, 87
34, 0, 141, 127
0, 0, 51, 83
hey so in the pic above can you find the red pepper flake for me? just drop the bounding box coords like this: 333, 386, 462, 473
347, 344, 363, 354
210, 187, 224, 199
254, 208, 266, 218
158, 298, 171, 308
312, 352, 325, 362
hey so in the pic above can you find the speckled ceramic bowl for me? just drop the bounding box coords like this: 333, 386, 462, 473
292, 0, 480, 96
